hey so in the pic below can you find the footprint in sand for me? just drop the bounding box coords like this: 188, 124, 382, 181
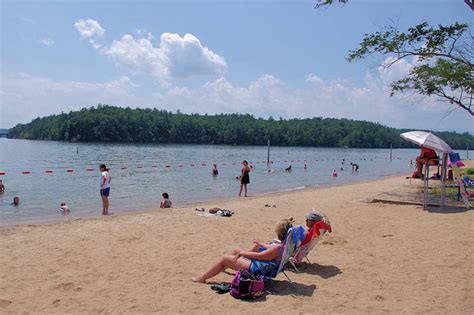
323, 237, 348, 246
0, 300, 12, 308
55, 282, 75, 291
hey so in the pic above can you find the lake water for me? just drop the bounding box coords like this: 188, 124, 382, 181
0, 138, 471, 226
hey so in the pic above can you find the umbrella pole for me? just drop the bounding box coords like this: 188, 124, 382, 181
423, 162, 430, 210
440, 154, 448, 209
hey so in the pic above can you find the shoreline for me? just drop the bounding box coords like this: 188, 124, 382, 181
0, 170, 410, 230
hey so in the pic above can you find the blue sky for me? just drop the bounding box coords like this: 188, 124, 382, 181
1, 0, 473, 132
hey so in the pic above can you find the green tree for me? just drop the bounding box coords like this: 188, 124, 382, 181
347, 22, 473, 116
7, 105, 474, 149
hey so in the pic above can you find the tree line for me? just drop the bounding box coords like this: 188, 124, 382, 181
7, 105, 474, 149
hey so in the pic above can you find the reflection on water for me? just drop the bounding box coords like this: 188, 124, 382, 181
0, 138, 470, 226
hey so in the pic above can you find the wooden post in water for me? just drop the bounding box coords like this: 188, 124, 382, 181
390, 144, 393, 161
267, 139, 270, 168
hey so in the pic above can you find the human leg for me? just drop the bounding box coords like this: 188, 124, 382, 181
416, 157, 425, 176
231, 243, 260, 255
104, 196, 109, 215
101, 195, 108, 215
192, 255, 251, 283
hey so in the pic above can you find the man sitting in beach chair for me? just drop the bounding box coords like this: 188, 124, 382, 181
414, 145, 439, 178
290, 210, 332, 272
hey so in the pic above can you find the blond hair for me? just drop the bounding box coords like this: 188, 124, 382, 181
275, 219, 293, 241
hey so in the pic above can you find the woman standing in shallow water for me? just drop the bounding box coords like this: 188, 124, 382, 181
239, 160, 250, 197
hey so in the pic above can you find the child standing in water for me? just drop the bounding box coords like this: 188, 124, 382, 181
60, 202, 70, 214
99, 164, 111, 215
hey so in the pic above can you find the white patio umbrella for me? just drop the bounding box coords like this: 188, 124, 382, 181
400, 131, 453, 153
400, 131, 453, 209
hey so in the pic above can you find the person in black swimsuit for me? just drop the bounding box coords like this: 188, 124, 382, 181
239, 160, 250, 197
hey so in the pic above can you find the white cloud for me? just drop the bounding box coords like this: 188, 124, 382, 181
74, 19, 105, 39
378, 56, 414, 86
103, 34, 168, 79
306, 73, 323, 85
38, 37, 54, 46
102, 32, 227, 81
0, 73, 139, 127
73, 19, 227, 82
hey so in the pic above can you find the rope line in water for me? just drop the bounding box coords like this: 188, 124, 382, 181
0, 156, 407, 175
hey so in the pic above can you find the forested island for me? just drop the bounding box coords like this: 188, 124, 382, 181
7, 105, 474, 149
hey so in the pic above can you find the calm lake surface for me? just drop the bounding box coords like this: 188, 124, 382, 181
0, 138, 471, 226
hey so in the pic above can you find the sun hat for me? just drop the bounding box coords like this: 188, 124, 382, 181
305, 209, 324, 221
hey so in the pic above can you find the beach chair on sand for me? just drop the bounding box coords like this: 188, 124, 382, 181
289, 220, 332, 272
253, 227, 298, 285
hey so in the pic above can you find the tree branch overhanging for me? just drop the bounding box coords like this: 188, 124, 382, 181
348, 22, 474, 116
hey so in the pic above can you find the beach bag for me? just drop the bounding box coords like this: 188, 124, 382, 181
230, 269, 265, 299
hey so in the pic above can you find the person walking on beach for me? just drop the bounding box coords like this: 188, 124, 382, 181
238, 160, 250, 197
99, 164, 111, 215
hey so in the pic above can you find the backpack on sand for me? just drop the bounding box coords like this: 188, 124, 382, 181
229, 269, 265, 299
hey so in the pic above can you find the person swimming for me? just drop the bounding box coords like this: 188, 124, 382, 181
350, 163, 359, 172
212, 164, 219, 176
12, 196, 20, 206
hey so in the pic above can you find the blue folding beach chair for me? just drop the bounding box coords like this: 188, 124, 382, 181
252, 227, 298, 285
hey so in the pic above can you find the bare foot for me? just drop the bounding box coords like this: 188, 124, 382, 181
191, 277, 206, 283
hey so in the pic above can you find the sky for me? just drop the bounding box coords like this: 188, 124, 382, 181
0, 0, 473, 132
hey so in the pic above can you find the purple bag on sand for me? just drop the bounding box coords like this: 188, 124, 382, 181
230, 269, 265, 299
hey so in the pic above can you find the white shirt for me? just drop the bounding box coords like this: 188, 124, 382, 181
100, 171, 111, 189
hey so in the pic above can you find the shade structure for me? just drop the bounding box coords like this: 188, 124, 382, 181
400, 131, 453, 153
400, 131, 453, 209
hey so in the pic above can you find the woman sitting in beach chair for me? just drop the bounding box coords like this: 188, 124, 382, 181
191, 219, 293, 283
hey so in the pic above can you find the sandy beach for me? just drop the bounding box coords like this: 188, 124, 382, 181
1, 173, 473, 314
